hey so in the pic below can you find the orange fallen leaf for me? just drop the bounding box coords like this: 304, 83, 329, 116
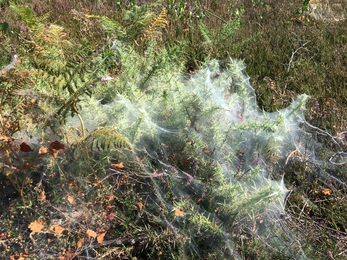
38, 146, 48, 155
86, 229, 97, 239
40, 190, 46, 200
28, 220, 44, 233
77, 237, 85, 248
136, 202, 143, 210
174, 208, 184, 217
322, 188, 332, 196
20, 142, 33, 152
110, 162, 125, 169
50, 225, 65, 235
108, 194, 115, 202
67, 195, 76, 205
97, 231, 107, 244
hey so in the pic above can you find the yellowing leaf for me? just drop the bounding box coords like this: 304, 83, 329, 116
86, 229, 97, 239
50, 224, 65, 235
28, 220, 44, 233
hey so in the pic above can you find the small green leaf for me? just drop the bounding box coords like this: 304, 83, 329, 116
0, 22, 9, 33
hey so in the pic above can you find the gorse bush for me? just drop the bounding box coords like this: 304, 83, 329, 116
63, 39, 318, 258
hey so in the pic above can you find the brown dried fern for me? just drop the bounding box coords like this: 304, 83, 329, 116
137, 8, 169, 45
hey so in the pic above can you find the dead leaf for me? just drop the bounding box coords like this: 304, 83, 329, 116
63, 249, 75, 260
136, 202, 143, 210
97, 231, 107, 244
77, 237, 85, 248
20, 142, 33, 152
119, 175, 128, 185
10, 253, 30, 260
28, 220, 44, 233
67, 195, 76, 205
0, 233, 7, 240
103, 211, 115, 221
38, 146, 48, 155
203, 149, 210, 155
86, 229, 97, 239
322, 188, 332, 196
174, 208, 184, 217
108, 194, 115, 202
39, 190, 46, 200
237, 113, 244, 123
50, 225, 65, 235
49, 140, 64, 158
22, 162, 34, 169
20, 253, 30, 259
24, 177, 32, 185
110, 162, 125, 169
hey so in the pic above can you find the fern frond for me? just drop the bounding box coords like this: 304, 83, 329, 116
124, 5, 154, 27
77, 126, 132, 152
51, 77, 95, 123
139, 8, 169, 44
10, 4, 36, 27
89, 14, 127, 38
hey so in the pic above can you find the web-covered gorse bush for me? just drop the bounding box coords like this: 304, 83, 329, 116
62, 40, 312, 259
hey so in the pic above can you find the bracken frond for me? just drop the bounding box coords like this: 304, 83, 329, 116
76, 126, 132, 152
138, 8, 169, 44
0, 67, 34, 135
